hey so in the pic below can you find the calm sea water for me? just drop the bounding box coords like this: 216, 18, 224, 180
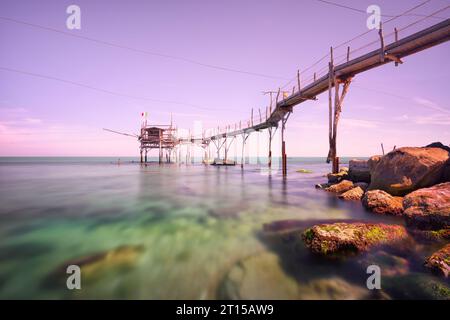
0, 157, 447, 299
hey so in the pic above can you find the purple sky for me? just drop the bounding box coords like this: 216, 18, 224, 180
0, 0, 449, 157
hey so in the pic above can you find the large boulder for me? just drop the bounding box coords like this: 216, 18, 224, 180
362, 190, 404, 216
338, 186, 364, 201
403, 182, 450, 230
424, 243, 450, 278
368, 147, 449, 196
302, 222, 408, 255
348, 159, 371, 183
325, 180, 354, 194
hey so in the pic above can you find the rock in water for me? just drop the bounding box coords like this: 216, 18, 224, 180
56, 245, 144, 280
327, 167, 349, 183
338, 186, 364, 201
369, 147, 449, 196
219, 252, 372, 299
408, 228, 450, 242
424, 244, 450, 278
325, 180, 354, 194
382, 273, 450, 300
362, 190, 404, 215
348, 159, 370, 183
218, 252, 300, 300
403, 182, 450, 230
302, 222, 408, 255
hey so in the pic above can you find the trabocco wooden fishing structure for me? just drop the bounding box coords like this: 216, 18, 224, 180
106, 11, 450, 175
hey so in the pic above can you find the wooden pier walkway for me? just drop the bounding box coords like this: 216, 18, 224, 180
177, 18, 450, 173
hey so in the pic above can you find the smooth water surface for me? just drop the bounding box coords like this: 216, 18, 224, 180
0, 157, 447, 299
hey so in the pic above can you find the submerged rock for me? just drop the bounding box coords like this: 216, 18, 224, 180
348, 159, 371, 183
219, 252, 372, 299
403, 182, 450, 230
296, 168, 313, 173
424, 243, 450, 278
218, 252, 300, 300
325, 180, 354, 194
358, 250, 409, 277
362, 190, 404, 216
54, 244, 145, 280
369, 147, 449, 196
382, 273, 450, 300
338, 186, 364, 201
296, 277, 372, 300
302, 222, 408, 255
409, 228, 450, 242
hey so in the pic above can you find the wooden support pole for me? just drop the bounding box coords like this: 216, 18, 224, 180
275, 88, 280, 108
297, 69, 301, 93
251, 108, 254, 127
140, 149, 143, 163
159, 130, 162, 164
332, 77, 340, 173
327, 64, 333, 163
269, 92, 273, 114
241, 134, 247, 168
395, 27, 398, 42
378, 21, 385, 63
259, 108, 262, 123
268, 128, 272, 168
314, 72, 316, 82
224, 137, 228, 162
347, 46, 350, 62
144, 149, 147, 163
281, 118, 287, 176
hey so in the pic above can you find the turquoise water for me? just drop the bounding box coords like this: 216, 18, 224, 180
0, 157, 448, 299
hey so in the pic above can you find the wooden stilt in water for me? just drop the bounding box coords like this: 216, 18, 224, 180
268, 127, 273, 168
240, 133, 249, 168
281, 112, 291, 176
144, 149, 147, 163
140, 149, 143, 163
158, 130, 162, 164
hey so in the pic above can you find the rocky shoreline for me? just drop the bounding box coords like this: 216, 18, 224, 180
311, 142, 450, 283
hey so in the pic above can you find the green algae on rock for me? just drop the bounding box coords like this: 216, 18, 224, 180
382, 273, 450, 300
302, 222, 408, 255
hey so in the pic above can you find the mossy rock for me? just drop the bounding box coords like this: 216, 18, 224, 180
383, 273, 450, 300
302, 222, 409, 255
296, 169, 313, 174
